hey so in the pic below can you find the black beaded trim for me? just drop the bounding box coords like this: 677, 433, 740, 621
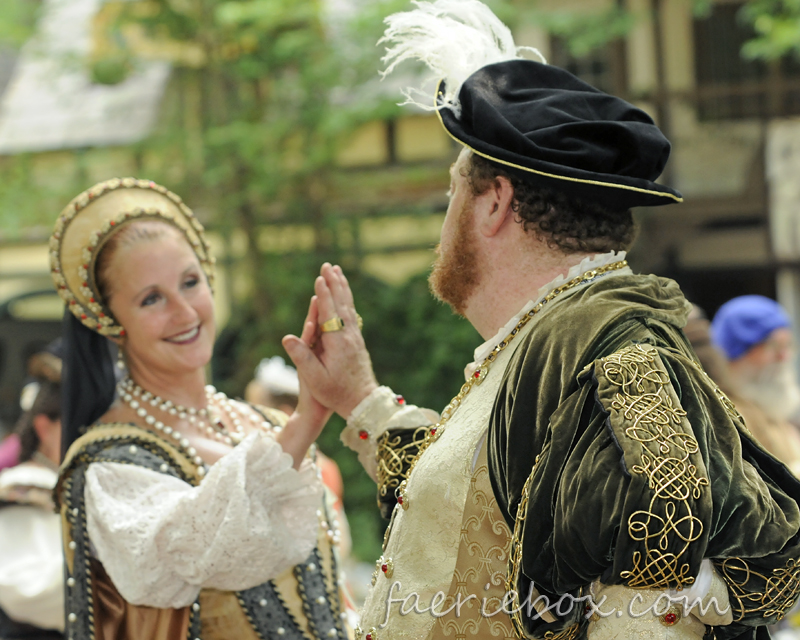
64, 472, 96, 640
237, 579, 303, 640
187, 599, 202, 640
295, 547, 347, 640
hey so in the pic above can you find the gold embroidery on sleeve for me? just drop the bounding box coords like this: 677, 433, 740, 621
375, 426, 430, 499
715, 557, 800, 621
601, 344, 709, 590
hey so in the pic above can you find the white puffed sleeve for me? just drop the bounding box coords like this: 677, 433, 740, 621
341, 386, 438, 481
85, 431, 323, 609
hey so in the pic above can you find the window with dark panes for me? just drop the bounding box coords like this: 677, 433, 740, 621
694, 2, 800, 119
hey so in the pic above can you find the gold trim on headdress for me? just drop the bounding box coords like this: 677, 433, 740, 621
49, 178, 216, 337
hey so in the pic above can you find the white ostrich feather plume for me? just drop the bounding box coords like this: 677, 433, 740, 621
380, 0, 546, 118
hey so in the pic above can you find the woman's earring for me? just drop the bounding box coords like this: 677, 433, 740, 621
116, 347, 126, 371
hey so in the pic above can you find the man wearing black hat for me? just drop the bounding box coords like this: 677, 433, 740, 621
284, 2, 800, 638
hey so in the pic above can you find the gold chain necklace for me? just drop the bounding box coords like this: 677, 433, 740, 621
394, 260, 628, 509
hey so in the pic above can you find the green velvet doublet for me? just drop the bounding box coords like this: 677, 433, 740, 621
488, 274, 800, 640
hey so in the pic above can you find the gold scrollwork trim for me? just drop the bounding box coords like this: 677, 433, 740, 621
543, 625, 581, 640
375, 427, 429, 499
715, 557, 800, 621
506, 452, 580, 639
600, 344, 709, 590
506, 465, 536, 638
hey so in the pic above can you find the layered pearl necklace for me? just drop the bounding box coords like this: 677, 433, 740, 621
116, 377, 272, 476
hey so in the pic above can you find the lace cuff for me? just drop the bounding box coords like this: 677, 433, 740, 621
342, 386, 437, 481
85, 432, 323, 608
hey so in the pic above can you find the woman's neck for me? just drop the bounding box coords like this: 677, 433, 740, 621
125, 364, 209, 410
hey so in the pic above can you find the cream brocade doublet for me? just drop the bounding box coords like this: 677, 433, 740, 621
349, 319, 529, 640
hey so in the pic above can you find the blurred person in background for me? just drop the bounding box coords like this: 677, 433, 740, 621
245, 356, 306, 416
684, 304, 738, 393
0, 346, 63, 639
711, 295, 800, 475
0, 432, 21, 472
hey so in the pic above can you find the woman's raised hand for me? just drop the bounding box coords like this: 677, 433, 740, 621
282, 263, 379, 418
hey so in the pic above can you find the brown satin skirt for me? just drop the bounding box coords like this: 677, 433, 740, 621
90, 559, 260, 640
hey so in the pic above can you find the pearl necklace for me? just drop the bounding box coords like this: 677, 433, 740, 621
116, 377, 271, 476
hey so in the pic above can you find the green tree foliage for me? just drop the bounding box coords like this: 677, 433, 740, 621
96, 0, 406, 297
739, 0, 800, 60
0, 0, 39, 48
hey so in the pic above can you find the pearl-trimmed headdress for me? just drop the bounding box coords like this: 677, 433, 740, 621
49, 178, 216, 337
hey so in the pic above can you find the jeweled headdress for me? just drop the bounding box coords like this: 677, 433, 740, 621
49, 178, 215, 337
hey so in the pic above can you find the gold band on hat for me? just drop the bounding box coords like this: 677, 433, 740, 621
49, 178, 215, 337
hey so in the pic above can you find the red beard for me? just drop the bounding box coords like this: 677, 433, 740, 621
428, 199, 481, 316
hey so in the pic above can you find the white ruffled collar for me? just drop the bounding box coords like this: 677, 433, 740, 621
469, 251, 629, 370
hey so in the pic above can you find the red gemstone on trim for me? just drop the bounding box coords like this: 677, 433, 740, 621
430, 427, 437, 436
381, 563, 388, 574
358, 430, 368, 440
397, 496, 404, 505
366, 634, 373, 640
99, 313, 105, 318
89, 297, 95, 303
109, 221, 115, 226
473, 370, 480, 379
80, 314, 87, 319
396, 395, 405, 405
664, 613, 677, 625
120, 329, 126, 337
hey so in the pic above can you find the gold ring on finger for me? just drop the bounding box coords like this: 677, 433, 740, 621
357, 314, 363, 331
320, 316, 345, 333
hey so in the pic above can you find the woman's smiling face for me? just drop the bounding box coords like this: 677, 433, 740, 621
100, 221, 215, 377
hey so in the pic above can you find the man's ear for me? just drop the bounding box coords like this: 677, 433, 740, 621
478, 175, 516, 238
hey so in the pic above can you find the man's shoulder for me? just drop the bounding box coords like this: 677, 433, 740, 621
542, 272, 689, 327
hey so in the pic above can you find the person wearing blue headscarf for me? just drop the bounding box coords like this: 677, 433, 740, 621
712, 295, 800, 475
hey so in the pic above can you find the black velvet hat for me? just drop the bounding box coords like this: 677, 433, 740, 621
436, 59, 682, 211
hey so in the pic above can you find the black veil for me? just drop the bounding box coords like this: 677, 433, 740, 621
61, 311, 117, 459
